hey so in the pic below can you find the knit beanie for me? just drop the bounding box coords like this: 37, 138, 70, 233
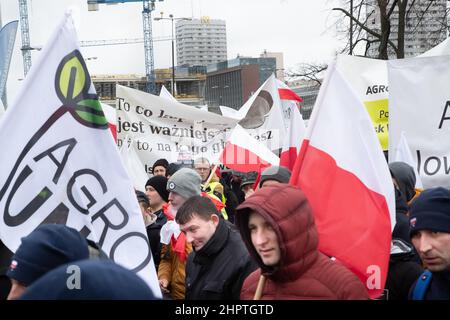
145, 175, 169, 202
152, 158, 169, 174
7, 224, 89, 286
409, 187, 450, 237
167, 162, 182, 177
20, 260, 158, 300
135, 190, 150, 207
259, 165, 291, 187
167, 168, 201, 200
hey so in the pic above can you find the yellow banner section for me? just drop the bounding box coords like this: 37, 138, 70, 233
364, 99, 389, 151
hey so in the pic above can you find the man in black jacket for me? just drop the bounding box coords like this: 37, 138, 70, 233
176, 196, 256, 300
144, 175, 169, 270
385, 238, 423, 300
408, 187, 450, 300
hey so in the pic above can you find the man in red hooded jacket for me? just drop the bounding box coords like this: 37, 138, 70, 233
235, 184, 369, 300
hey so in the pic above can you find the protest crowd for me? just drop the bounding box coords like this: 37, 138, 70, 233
0, 10, 450, 302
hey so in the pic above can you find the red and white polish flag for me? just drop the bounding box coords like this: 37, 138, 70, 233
280, 104, 305, 171
289, 59, 395, 299
101, 102, 117, 142
219, 124, 279, 173
277, 80, 303, 103
276, 79, 305, 171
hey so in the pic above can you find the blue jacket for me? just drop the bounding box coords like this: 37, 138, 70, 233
410, 269, 450, 300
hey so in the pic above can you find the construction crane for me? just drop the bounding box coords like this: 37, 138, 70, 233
18, 0, 163, 93
18, 0, 32, 76
87, 0, 163, 94
79, 35, 171, 47
30, 36, 171, 51
142, 0, 156, 93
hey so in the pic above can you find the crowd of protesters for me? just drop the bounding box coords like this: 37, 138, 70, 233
0, 156, 449, 300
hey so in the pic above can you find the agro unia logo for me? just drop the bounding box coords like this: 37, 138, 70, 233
1, 50, 153, 273
0, 50, 108, 220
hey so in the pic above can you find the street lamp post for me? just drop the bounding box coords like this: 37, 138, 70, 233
154, 13, 191, 97
350, 0, 353, 55
169, 14, 175, 97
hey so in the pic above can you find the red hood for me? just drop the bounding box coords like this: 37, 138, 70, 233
236, 184, 319, 282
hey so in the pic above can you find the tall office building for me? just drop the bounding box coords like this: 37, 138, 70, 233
176, 17, 227, 66
366, 0, 447, 58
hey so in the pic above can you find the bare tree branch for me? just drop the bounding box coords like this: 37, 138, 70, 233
286, 63, 328, 86
332, 7, 399, 54
331, 0, 448, 59
289, 0, 449, 88
387, 0, 399, 19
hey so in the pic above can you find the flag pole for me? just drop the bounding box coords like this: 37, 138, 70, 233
253, 275, 266, 300
251, 164, 262, 190
289, 59, 337, 185
204, 162, 219, 187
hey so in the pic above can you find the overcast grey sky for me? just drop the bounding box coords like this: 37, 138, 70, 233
1, 0, 342, 103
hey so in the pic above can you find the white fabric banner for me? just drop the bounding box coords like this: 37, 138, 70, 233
159, 85, 178, 102
116, 85, 238, 171
220, 105, 240, 119
388, 55, 450, 189
0, 11, 161, 297
119, 136, 149, 192
394, 131, 424, 189
336, 55, 389, 150
0, 100, 4, 119
335, 40, 450, 152
419, 38, 450, 57
236, 74, 286, 152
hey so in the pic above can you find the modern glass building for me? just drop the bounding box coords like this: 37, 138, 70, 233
176, 17, 227, 67
205, 57, 277, 110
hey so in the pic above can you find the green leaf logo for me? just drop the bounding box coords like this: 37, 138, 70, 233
75, 98, 108, 127
55, 50, 91, 104
54, 50, 107, 129
59, 56, 85, 100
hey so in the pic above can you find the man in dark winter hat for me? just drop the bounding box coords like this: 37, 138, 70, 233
19, 259, 158, 300
136, 190, 151, 211
388, 162, 416, 245
158, 168, 202, 299
240, 176, 256, 200
389, 161, 417, 204
259, 165, 291, 188
408, 187, 450, 300
6, 224, 89, 300
152, 158, 169, 177
145, 175, 170, 204
166, 168, 202, 211
166, 162, 182, 178
144, 176, 169, 269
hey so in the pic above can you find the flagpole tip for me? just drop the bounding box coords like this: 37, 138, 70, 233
65, 6, 81, 32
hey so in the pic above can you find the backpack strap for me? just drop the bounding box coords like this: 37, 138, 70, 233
412, 270, 433, 300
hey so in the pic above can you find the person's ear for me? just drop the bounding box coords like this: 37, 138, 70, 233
211, 214, 220, 226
